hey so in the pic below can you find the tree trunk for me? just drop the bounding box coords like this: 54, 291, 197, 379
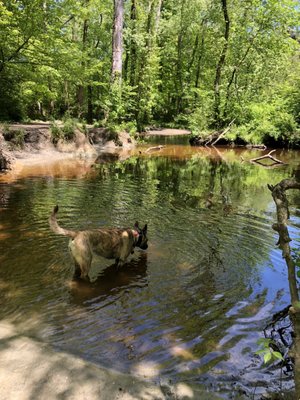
136, 0, 162, 130
213, 0, 230, 127
111, 0, 124, 83
194, 21, 206, 93
175, 0, 186, 113
76, 2, 89, 117
129, 0, 137, 86
268, 178, 300, 398
87, 85, 93, 123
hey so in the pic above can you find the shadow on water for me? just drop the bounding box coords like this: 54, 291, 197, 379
69, 253, 148, 305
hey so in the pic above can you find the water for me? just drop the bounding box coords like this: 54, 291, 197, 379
0, 145, 300, 399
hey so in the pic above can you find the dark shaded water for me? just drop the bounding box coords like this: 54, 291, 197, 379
1, 145, 300, 399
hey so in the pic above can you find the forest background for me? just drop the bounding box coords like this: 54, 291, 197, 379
1, 0, 300, 147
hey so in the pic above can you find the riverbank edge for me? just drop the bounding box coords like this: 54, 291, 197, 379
0, 321, 223, 400
0, 123, 136, 172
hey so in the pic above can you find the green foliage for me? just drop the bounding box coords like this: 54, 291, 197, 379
228, 99, 298, 146
3, 128, 25, 148
186, 89, 215, 134
256, 338, 284, 365
61, 118, 76, 140
0, 0, 299, 145
50, 121, 63, 143
50, 118, 76, 143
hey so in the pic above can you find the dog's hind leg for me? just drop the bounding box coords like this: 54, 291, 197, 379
69, 238, 92, 279
71, 255, 91, 279
73, 261, 82, 279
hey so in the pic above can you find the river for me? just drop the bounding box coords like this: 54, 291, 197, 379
0, 139, 299, 399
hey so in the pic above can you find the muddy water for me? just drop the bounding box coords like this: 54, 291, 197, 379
0, 145, 300, 398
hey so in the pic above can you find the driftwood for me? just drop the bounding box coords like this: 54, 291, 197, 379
189, 120, 235, 147
250, 149, 285, 167
144, 145, 165, 153
246, 144, 267, 150
207, 119, 235, 146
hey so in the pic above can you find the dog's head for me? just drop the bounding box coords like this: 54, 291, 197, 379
134, 222, 148, 250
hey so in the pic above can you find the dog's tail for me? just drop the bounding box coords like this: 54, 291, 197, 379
49, 205, 77, 239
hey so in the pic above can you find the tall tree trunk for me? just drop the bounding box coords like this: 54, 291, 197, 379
123, 0, 137, 84
194, 19, 206, 94
87, 85, 93, 123
111, 0, 124, 83
213, 0, 230, 127
175, 0, 186, 114
268, 179, 300, 398
129, 0, 137, 86
136, 0, 162, 130
76, 1, 89, 117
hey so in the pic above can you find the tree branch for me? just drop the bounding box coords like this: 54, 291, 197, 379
268, 178, 300, 308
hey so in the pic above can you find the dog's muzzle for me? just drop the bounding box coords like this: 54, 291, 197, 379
135, 232, 148, 250
140, 243, 148, 250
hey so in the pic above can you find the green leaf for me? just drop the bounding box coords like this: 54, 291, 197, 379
272, 351, 283, 360
264, 352, 272, 364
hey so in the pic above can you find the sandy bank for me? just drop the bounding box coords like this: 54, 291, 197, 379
0, 124, 135, 174
0, 321, 221, 400
145, 129, 190, 136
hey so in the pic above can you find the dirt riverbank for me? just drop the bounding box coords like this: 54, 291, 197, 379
0, 123, 135, 172
0, 124, 191, 175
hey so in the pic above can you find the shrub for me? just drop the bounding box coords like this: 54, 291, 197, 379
50, 121, 63, 143
61, 118, 76, 140
50, 119, 76, 143
228, 101, 298, 146
3, 127, 25, 148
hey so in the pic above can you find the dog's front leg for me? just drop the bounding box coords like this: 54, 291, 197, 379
115, 258, 125, 269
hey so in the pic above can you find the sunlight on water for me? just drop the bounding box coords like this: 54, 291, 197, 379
0, 145, 300, 398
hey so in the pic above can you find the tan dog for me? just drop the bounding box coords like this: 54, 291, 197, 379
49, 205, 148, 279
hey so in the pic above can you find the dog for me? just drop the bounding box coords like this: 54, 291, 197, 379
49, 205, 148, 279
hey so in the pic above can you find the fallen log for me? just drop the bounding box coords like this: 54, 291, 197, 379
250, 149, 285, 167
189, 119, 235, 147
208, 119, 235, 146
144, 145, 165, 153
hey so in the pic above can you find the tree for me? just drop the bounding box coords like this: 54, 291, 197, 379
112, 0, 124, 83
213, 0, 230, 127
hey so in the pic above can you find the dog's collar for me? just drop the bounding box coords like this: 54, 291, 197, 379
132, 229, 142, 247
132, 229, 139, 238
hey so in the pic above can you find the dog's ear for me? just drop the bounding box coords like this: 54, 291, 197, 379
135, 221, 139, 229
142, 224, 147, 233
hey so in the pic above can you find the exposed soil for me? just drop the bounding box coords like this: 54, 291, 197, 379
0, 123, 135, 173
0, 124, 193, 175
145, 128, 190, 136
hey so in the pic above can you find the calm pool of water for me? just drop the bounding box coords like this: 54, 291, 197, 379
0, 145, 300, 398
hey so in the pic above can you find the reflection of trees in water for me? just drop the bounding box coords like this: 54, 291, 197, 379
91, 156, 280, 292
93, 155, 290, 210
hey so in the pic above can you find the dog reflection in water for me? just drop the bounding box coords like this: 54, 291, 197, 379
49, 205, 148, 279
68, 253, 148, 304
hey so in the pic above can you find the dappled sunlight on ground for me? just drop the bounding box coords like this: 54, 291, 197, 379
0, 321, 222, 400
